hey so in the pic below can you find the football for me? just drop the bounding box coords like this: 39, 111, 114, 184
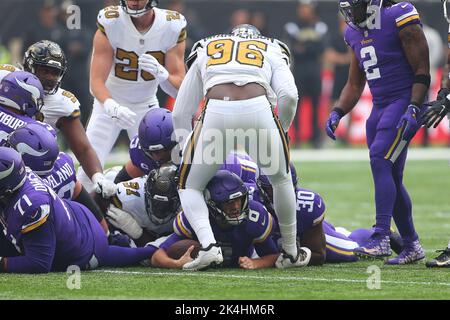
166, 239, 201, 260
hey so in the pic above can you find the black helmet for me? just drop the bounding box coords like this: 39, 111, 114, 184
145, 162, 180, 225
23, 40, 67, 95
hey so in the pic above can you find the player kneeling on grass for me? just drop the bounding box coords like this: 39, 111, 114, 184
0, 148, 157, 273
105, 162, 180, 247
6, 122, 109, 233
150, 170, 285, 270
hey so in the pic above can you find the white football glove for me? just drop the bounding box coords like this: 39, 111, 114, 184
92, 172, 118, 198
103, 98, 137, 129
106, 206, 143, 240
138, 53, 169, 83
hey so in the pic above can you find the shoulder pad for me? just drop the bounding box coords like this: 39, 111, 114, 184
185, 40, 205, 70
389, 2, 421, 29
21, 204, 50, 234
97, 6, 122, 35
274, 39, 292, 66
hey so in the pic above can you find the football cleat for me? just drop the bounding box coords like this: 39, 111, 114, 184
426, 248, 450, 268
354, 234, 392, 259
182, 243, 223, 271
389, 230, 404, 255
275, 247, 311, 269
385, 240, 425, 265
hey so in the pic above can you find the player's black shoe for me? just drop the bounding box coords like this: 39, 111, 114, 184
426, 248, 450, 268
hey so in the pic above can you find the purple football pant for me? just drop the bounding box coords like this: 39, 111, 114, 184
72, 201, 156, 269
323, 220, 373, 263
366, 98, 418, 244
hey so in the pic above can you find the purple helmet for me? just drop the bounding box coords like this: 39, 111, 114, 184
145, 162, 180, 225
205, 170, 249, 227
138, 108, 177, 158
339, 0, 384, 29
0, 71, 44, 118
7, 122, 59, 175
0, 147, 27, 203
221, 152, 259, 183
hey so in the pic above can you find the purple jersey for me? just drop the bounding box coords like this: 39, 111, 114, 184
129, 135, 158, 175
221, 152, 259, 183
41, 152, 77, 200
344, 2, 420, 105
272, 188, 325, 239
163, 200, 278, 266
0, 106, 56, 146
0, 107, 33, 146
1, 170, 103, 272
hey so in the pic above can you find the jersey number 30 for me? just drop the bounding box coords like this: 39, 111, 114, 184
207, 39, 268, 68
360, 46, 381, 80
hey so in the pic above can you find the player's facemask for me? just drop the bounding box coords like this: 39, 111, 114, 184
120, 0, 158, 17
339, 0, 383, 29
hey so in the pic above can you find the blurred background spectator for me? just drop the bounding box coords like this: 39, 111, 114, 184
283, 0, 328, 148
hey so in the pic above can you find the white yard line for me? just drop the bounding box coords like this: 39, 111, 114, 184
92, 269, 450, 287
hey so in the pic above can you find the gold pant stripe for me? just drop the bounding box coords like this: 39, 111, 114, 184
178, 101, 208, 189
272, 110, 290, 173
384, 123, 405, 160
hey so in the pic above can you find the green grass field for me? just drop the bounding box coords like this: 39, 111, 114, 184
1, 159, 449, 300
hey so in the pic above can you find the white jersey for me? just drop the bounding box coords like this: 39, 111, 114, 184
111, 177, 175, 237
0, 64, 81, 130
191, 34, 291, 106
97, 6, 187, 106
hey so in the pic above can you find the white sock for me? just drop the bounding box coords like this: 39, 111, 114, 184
273, 180, 297, 257
178, 188, 216, 248
447, 240, 450, 250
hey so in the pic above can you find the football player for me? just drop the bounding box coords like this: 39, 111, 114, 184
0, 148, 157, 273
105, 162, 180, 247
0, 40, 117, 200
0, 71, 45, 145
421, 0, 450, 268
255, 172, 403, 264
113, 108, 178, 183
151, 170, 283, 270
173, 24, 310, 270
325, 0, 429, 264
6, 122, 109, 233
78, 0, 187, 191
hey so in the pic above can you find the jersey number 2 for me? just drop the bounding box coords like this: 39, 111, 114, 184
360, 46, 381, 80
206, 39, 268, 68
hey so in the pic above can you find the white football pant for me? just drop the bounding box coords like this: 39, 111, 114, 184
178, 96, 298, 256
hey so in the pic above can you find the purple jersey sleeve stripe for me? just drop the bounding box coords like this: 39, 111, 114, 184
21, 207, 50, 234
253, 214, 273, 244
396, 15, 420, 29
174, 213, 192, 238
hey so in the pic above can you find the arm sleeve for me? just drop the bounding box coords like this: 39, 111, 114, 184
73, 186, 105, 222
172, 61, 204, 149
5, 221, 55, 273
271, 64, 299, 131
159, 79, 179, 99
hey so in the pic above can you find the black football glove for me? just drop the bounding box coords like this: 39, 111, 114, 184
422, 94, 450, 129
